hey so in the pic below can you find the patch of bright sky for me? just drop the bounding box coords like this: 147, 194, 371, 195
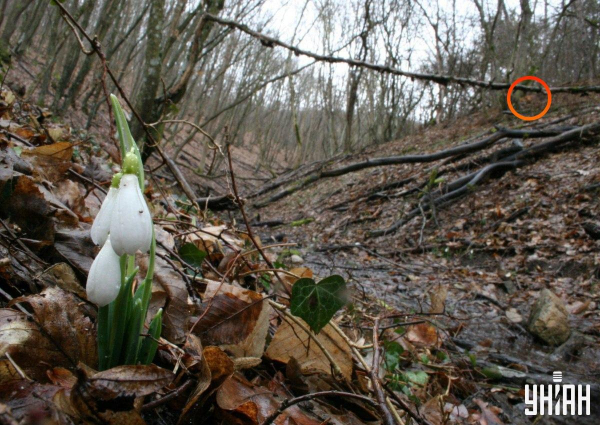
253, 0, 562, 79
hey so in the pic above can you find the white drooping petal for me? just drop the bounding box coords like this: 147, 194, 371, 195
87, 238, 121, 307
110, 174, 152, 256
91, 187, 118, 246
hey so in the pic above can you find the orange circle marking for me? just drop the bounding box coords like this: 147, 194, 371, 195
507, 76, 552, 121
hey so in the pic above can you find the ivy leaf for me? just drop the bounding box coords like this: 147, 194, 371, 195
402, 370, 429, 387
179, 243, 207, 269
290, 275, 347, 334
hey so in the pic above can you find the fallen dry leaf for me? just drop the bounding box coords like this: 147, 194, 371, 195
1, 175, 78, 242
429, 284, 448, 314
192, 281, 271, 358
187, 224, 244, 253
29, 141, 73, 161
68, 364, 171, 425
37, 262, 86, 299
420, 395, 444, 425
505, 308, 523, 323
53, 228, 96, 275
216, 373, 320, 425
139, 250, 191, 344
86, 364, 174, 398
0, 380, 74, 425
406, 322, 442, 348
55, 179, 87, 217
1, 286, 96, 381
265, 318, 352, 380
179, 343, 233, 425
473, 399, 504, 425
22, 144, 73, 183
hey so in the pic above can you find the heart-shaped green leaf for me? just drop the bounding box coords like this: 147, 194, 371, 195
290, 275, 347, 334
179, 243, 207, 269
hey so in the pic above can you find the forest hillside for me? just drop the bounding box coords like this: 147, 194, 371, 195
0, 1, 599, 425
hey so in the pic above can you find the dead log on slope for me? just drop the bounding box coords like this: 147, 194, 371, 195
369, 161, 524, 237
328, 139, 525, 212
369, 122, 600, 237
196, 194, 237, 211
249, 154, 349, 199
253, 127, 572, 209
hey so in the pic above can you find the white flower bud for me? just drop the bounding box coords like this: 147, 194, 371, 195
110, 174, 152, 256
90, 187, 118, 246
87, 238, 121, 307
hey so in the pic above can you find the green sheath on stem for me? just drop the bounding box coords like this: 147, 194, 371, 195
110, 94, 144, 190
107, 265, 137, 368
124, 299, 144, 364
97, 305, 110, 370
139, 309, 162, 365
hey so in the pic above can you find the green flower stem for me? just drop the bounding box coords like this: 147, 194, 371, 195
139, 309, 162, 365
97, 305, 110, 370
124, 299, 143, 364
107, 266, 137, 368
103, 255, 127, 369
127, 254, 136, 277
128, 232, 157, 365
135, 232, 156, 313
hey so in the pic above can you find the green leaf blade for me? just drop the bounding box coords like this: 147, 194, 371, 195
290, 275, 347, 334
179, 243, 207, 269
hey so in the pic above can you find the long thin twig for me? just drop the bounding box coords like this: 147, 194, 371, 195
383, 382, 437, 425
59, 10, 93, 55
0, 219, 47, 266
204, 13, 600, 94
142, 379, 193, 411
371, 318, 400, 425
150, 119, 221, 153
68, 168, 107, 194
262, 390, 378, 425
329, 321, 406, 424
225, 142, 291, 295
268, 300, 348, 382
53, 1, 199, 205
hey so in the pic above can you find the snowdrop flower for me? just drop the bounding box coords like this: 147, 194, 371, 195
87, 237, 121, 306
90, 174, 122, 246
110, 154, 152, 256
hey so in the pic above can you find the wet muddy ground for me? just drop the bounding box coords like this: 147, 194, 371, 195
255, 225, 600, 424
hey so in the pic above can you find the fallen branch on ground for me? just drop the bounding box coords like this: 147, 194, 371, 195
204, 13, 600, 94
254, 125, 575, 208
370, 122, 600, 236
196, 194, 236, 211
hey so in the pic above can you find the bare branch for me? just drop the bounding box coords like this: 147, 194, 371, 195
204, 13, 600, 94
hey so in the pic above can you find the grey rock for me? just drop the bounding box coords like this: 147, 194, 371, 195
290, 254, 304, 264
528, 289, 571, 345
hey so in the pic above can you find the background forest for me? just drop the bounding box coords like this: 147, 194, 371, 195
1, 1, 600, 425
1, 0, 599, 172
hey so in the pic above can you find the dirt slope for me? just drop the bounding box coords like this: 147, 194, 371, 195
250, 96, 600, 423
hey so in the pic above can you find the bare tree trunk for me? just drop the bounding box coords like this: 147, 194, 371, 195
61, 0, 119, 111
0, 0, 33, 46
13, 0, 46, 54
136, 0, 226, 162
510, 0, 533, 80
131, 0, 166, 155
342, 0, 371, 153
